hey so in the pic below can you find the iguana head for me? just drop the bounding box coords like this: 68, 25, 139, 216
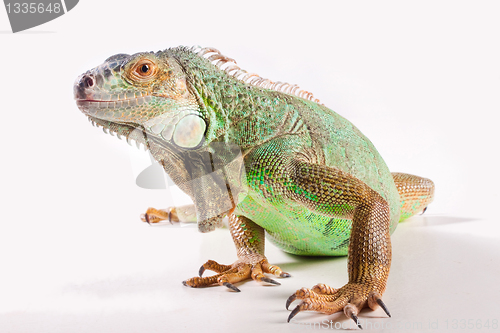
74, 51, 206, 149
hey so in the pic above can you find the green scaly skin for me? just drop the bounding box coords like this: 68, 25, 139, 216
74, 46, 434, 328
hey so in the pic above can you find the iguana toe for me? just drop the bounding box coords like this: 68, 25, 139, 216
183, 258, 289, 290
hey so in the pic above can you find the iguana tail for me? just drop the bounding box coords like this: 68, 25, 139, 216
392, 172, 435, 222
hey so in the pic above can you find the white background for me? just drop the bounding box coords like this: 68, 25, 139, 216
1, 1, 499, 332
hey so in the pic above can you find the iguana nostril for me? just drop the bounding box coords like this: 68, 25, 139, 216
84, 75, 94, 88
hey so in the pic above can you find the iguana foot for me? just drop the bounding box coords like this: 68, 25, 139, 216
286, 283, 391, 329
183, 257, 290, 292
140, 204, 197, 224
140, 207, 172, 224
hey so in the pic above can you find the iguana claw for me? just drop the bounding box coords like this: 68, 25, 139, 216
368, 291, 391, 317
144, 213, 151, 225
349, 313, 363, 329
259, 276, 280, 285
223, 282, 241, 292
345, 304, 363, 329
376, 298, 391, 317
286, 294, 296, 310
287, 305, 301, 322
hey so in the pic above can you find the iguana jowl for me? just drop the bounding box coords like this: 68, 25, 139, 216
74, 46, 434, 328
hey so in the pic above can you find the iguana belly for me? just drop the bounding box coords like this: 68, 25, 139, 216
236, 194, 353, 256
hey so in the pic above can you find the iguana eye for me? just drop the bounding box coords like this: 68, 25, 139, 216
131, 59, 157, 80
140, 64, 150, 74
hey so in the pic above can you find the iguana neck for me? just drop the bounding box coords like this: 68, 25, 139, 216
168, 47, 298, 148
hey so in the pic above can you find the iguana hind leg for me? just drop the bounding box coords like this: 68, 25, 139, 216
183, 215, 290, 291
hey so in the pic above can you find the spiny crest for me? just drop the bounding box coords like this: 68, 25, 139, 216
87, 117, 149, 151
187, 46, 321, 104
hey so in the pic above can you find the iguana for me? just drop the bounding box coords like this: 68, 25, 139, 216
74, 46, 434, 329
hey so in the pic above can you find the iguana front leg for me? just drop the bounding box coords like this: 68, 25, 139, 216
183, 215, 290, 291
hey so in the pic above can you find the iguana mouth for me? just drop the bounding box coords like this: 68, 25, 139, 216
77, 99, 117, 103
76, 95, 153, 111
